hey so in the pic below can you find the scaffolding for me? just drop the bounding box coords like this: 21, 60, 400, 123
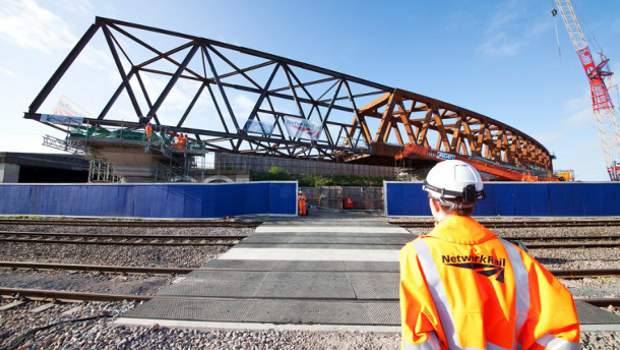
66, 124, 210, 182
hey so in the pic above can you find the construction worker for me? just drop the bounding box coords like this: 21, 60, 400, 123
178, 134, 186, 150
145, 123, 153, 140
144, 123, 153, 151
400, 160, 579, 350
298, 190, 307, 216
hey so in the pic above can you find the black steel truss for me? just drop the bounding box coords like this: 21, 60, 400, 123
26, 17, 391, 160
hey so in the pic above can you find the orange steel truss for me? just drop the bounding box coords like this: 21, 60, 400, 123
344, 89, 555, 181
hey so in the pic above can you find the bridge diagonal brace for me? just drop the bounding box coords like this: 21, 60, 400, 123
203, 45, 242, 132
145, 44, 199, 124
29, 24, 100, 114
102, 25, 144, 120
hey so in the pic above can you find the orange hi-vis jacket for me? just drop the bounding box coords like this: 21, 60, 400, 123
400, 215, 580, 350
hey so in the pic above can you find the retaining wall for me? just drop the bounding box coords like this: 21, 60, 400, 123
384, 181, 620, 216
0, 182, 297, 218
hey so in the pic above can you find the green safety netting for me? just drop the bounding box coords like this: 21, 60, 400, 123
68, 125, 206, 151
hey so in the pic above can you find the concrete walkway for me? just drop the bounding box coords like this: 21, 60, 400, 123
117, 215, 620, 331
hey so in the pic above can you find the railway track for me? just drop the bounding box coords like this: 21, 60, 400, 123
504, 236, 620, 249
0, 261, 192, 274
1, 230, 617, 248
0, 260, 618, 280
0, 218, 260, 228
0, 231, 246, 246
507, 235, 620, 241
523, 242, 620, 249
0, 287, 618, 306
395, 219, 620, 228
0, 287, 151, 302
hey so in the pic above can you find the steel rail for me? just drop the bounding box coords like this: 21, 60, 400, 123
1, 261, 617, 280
525, 242, 620, 249
507, 235, 620, 241
0, 231, 248, 240
0, 261, 193, 274
575, 298, 620, 307
0, 219, 260, 228
0, 231, 243, 246
0, 287, 152, 302
1, 287, 619, 307
394, 220, 620, 228
551, 269, 620, 279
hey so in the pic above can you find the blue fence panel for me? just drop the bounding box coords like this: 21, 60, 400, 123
385, 181, 620, 217
0, 182, 297, 218
383, 182, 429, 216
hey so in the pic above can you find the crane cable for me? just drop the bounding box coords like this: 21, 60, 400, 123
550, 2, 562, 61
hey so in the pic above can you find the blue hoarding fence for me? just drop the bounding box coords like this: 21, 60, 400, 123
384, 181, 620, 217
0, 181, 297, 219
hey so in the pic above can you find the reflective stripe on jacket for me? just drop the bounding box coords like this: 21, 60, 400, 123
400, 215, 580, 350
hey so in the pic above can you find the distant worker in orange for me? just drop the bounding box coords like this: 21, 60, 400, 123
144, 123, 153, 150
343, 196, 354, 209
172, 133, 186, 150
145, 123, 153, 140
298, 190, 307, 216
178, 134, 186, 149
400, 160, 579, 350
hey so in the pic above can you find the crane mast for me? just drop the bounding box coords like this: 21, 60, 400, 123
554, 0, 620, 180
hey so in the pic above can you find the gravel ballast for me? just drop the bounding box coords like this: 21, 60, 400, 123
1, 221, 619, 348
0, 242, 229, 268
406, 225, 620, 238
560, 277, 620, 299
406, 226, 620, 270
0, 270, 173, 295
0, 299, 618, 349
0, 225, 254, 236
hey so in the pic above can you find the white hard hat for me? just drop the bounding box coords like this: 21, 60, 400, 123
423, 160, 485, 208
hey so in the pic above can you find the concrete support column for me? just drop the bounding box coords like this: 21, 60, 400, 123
0, 162, 20, 183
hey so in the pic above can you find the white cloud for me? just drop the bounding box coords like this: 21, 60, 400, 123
535, 90, 591, 144
476, 1, 549, 58
232, 94, 256, 119
533, 90, 615, 180
564, 93, 592, 127
0, 0, 76, 53
137, 73, 199, 114
477, 33, 522, 57
487, 0, 522, 33
60, 0, 94, 17
0, 0, 111, 71
0, 66, 16, 78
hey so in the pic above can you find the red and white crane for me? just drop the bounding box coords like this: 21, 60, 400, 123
553, 0, 620, 180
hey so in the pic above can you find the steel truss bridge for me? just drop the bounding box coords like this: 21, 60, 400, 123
25, 17, 554, 181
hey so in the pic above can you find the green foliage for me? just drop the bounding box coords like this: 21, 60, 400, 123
251, 166, 394, 187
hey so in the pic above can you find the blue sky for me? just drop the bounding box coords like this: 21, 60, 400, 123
0, 0, 619, 180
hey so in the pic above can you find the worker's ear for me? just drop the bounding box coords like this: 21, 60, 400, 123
429, 198, 445, 223
428, 197, 440, 214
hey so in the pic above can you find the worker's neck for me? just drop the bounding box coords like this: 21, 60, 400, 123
432, 212, 459, 225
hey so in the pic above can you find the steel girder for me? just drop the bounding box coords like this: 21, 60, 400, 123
353, 90, 553, 173
25, 17, 553, 177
